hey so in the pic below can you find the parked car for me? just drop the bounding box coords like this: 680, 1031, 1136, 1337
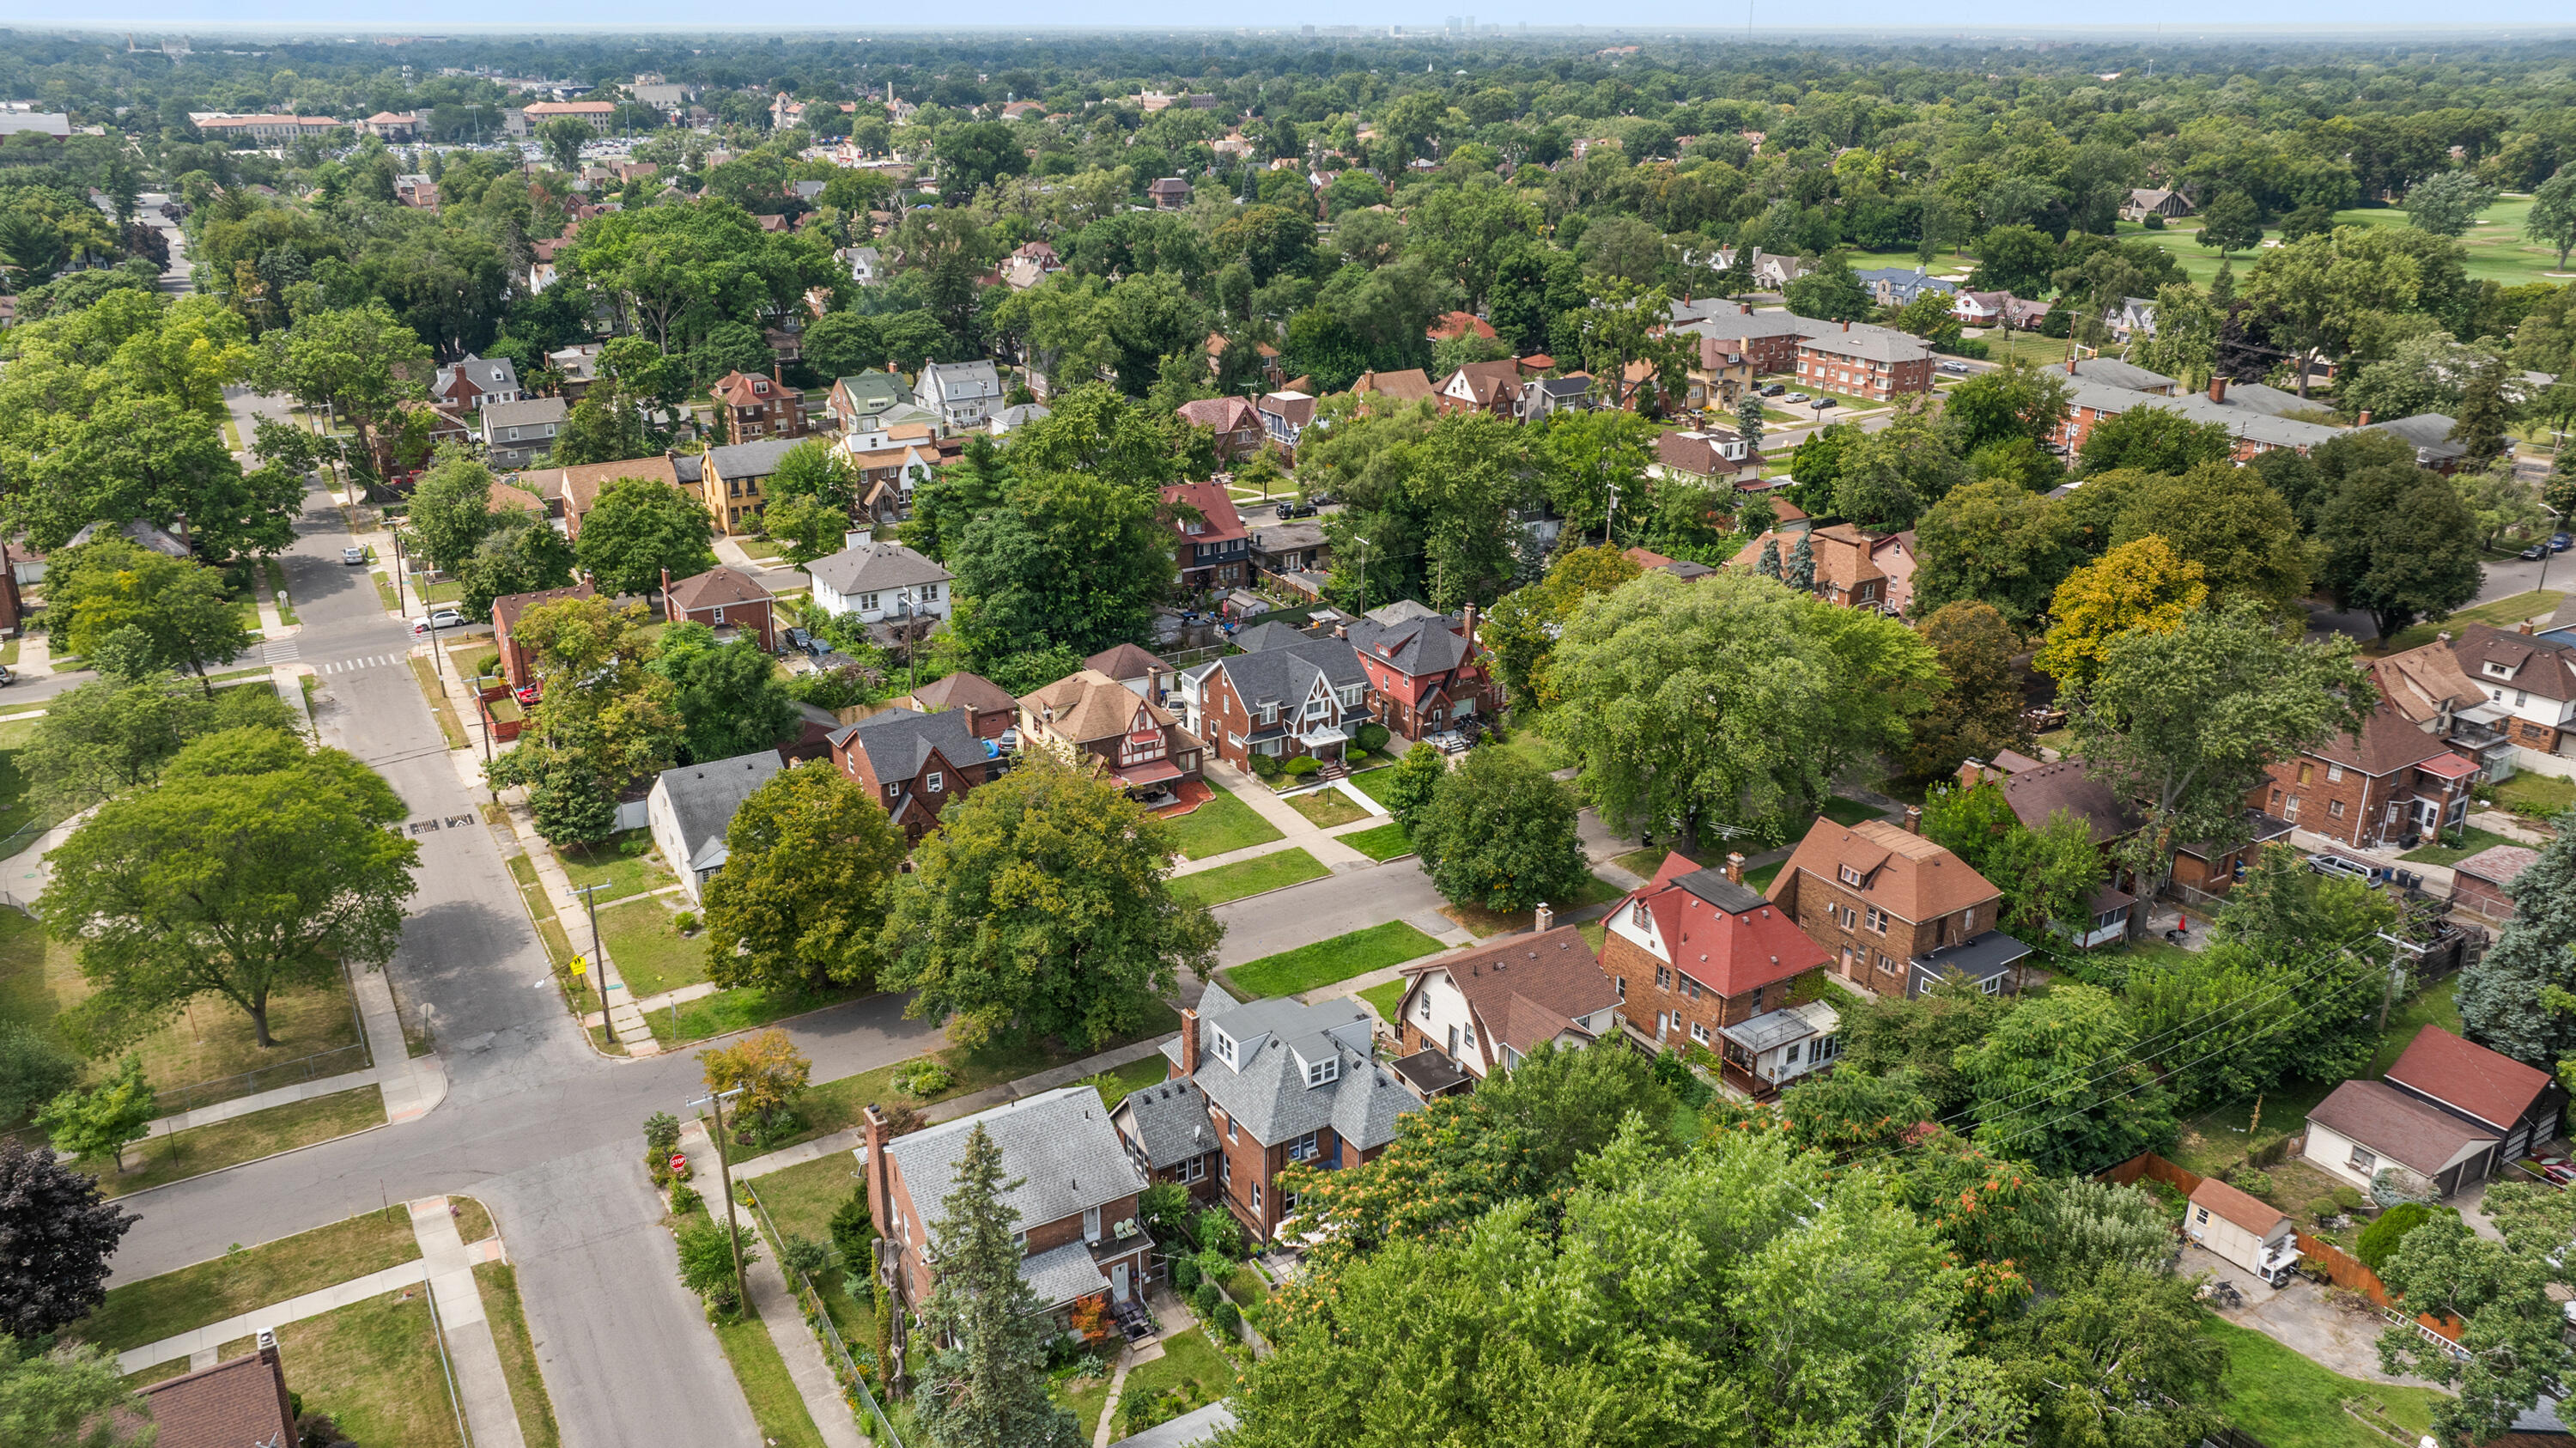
1810, 398, 1837, 410
1760, 382, 1786, 396
1274, 500, 1316, 519
2308, 853, 2380, 885
1785, 392, 1810, 403
0, 663, 13, 686
412, 609, 466, 635
784, 627, 813, 655
1938, 361, 1970, 374
2521, 543, 2551, 561
2554, 532, 2573, 552
341, 546, 368, 566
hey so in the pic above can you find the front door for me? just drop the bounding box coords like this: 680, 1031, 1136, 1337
1111, 1262, 1130, 1301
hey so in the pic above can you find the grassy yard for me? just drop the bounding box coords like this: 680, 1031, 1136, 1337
749, 1152, 867, 1247
272, 1292, 466, 1448
88, 1086, 386, 1199
1224, 920, 1448, 1000
1114, 1327, 1240, 1438
2486, 771, 2573, 820
2377, 590, 2565, 654
475, 1262, 564, 1448
451, 1196, 494, 1244
2168, 975, 2464, 1180
595, 897, 708, 998
1820, 796, 1888, 827
1169, 848, 1329, 908
711, 1304, 827, 1448
1487, 721, 1570, 776
647, 983, 860, 1048
1743, 861, 1784, 892
1613, 847, 1693, 878
554, 829, 674, 902
1088, 1054, 1173, 1110
1340, 821, 1415, 861
1285, 787, 1370, 829
1058, 1359, 1120, 1442
1442, 872, 1625, 938
2204, 1317, 2447, 1448
1345, 766, 1408, 807
2400, 825, 2524, 867
78, 1207, 422, 1354
1166, 782, 1285, 861
1358, 978, 1406, 1025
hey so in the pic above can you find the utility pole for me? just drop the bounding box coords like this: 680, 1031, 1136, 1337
688, 1086, 750, 1310
572, 882, 608, 970
1354, 535, 1371, 618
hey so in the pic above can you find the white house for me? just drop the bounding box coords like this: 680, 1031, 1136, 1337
916, 360, 1003, 432
647, 751, 785, 904
1388, 923, 1619, 1093
805, 536, 952, 625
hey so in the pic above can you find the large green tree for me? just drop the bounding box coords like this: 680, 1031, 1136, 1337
0, 1138, 137, 1340
46, 539, 257, 697
2106, 464, 2313, 614
1909, 482, 2077, 628
1409, 746, 1590, 915
21, 674, 293, 814
1902, 601, 2037, 781
573, 474, 720, 601
878, 755, 1218, 1051
1958, 983, 2176, 1175
2457, 808, 2576, 1067
2313, 459, 2485, 639
702, 761, 907, 996
650, 622, 799, 764
947, 470, 1173, 665
2378, 1181, 2576, 1448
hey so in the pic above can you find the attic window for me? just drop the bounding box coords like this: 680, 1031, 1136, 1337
1210, 1027, 1237, 1068
1305, 1057, 1339, 1087
1630, 901, 1649, 928
1838, 865, 1863, 887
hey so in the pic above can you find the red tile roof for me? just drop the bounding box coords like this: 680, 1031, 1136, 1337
1161, 479, 1247, 546
1621, 852, 1828, 999
2385, 1025, 2553, 1133
1427, 310, 1498, 342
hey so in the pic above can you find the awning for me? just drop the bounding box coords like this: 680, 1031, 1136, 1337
1115, 759, 1184, 788
1297, 723, 1350, 748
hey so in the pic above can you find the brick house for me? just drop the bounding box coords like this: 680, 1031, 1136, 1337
490, 581, 596, 689
1122, 986, 1417, 1242
661, 565, 777, 650
432, 353, 522, 412
1727, 524, 1912, 614
137, 1335, 300, 1448
2247, 690, 2477, 853
866, 1087, 1155, 1320
1387, 922, 1619, 1098
1600, 852, 1838, 1098
1346, 605, 1493, 740
1163, 479, 1250, 596
1671, 305, 1815, 375
893, 672, 1018, 742
709, 368, 807, 447
1795, 325, 1934, 401
1436, 360, 1522, 418
2051, 375, 2346, 462
1017, 668, 1206, 796
828, 707, 1000, 842
1656, 426, 1756, 483
1175, 396, 1266, 462
1172, 633, 1368, 770
699, 437, 807, 535
1769, 813, 2031, 999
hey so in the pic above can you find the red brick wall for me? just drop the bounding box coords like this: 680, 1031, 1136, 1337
2251, 757, 2385, 849
1600, 927, 1783, 1047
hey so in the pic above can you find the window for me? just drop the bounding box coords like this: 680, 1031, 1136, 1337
1864, 907, 1887, 934
1260, 702, 1279, 725
1252, 1181, 1261, 1211
925, 583, 940, 601
1288, 1131, 1319, 1161
2326, 764, 2345, 783
2298, 762, 2314, 785
2194, 1206, 2209, 1226
1615, 976, 1625, 1001
927, 772, 944, 794
1978, 975, 2003, 995
860, 592, 880, 611
1630, 901, 1649, 928
1211, 1029, 1237, 1068
2329, 800, 2345, 818
1814, 1034, 1840, 1062
1838, 865, 1863, 886
711, 607, 726, 625
1337, 684, 1363, 708
1655, 964, 1670, 989
1304, 1058, 1339, 1087
2348, 1145, 2378, 1175
1691, 1021, 1710, 1045
1177, 1155, 1206, 1183
1221, 1156, 1230, 1183
884, 783, 899, 799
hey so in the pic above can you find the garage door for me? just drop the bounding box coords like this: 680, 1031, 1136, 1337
2505, 1125, 2531, 1163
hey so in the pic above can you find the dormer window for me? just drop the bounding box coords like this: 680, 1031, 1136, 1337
1210, 1027, 1237, 1068
1304, 1057, 1339, 1087
2485, 661, 2510, 678
1838, 865, 1863, 886
1630, 901, 1649, 928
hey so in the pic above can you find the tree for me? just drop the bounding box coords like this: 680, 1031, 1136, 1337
1904, 602, 2038, 781
675, 1214, 759, 1312
1735, 391, 1765, 456
1479, 545, 1642, 703
46, 541, 256, 697
489, 596, 683, 808
2075, 405, 2235, 476
755, 441, 861, 567
702, 761, 906, 995
1910, 480, 2078, 627
914, 1123, 1079, 1448
2001, 1268, 2226, 1448
651, 623, 799, 764
878, 756, 1218, 1051
455, 518, 578, 624
2528, 169, 2576, 271
1959, 983, 2175, 1174
2243, 228, 2425, 397
254, 301, 434, 473
2403, 170, 2499, 238
0, 1334, 155, 1447
2075, 600, 2373, 886
0, 1136, 137, 1337
19, 675, 292, 815
1377, 740, 1449, 827
2032, 537, 2208, 693
1838, 975, 2014, 1120
33, 1056, 155, 1173
1940, 358, 2074, 458
0, 1023, 77, 1128
1784, 257, 1874, 322
1534, 408, 1656, 540
2196, 192, 2263, 256
2457, 808, 2576, 1067
1967, 224, 2059, 295
574, 476, 719, 601
2314, 459, 2485, 638
698, 1029, 811, 1141
804, 312, 887, 380
40, 741, 420, 1049
1409, 747, 1589, 914
19, 394, 300, 563
2377, 1183, 2576, 1447
947, 471, 1174, 664
538, 117, 592, 174
1833, 396, 1969, 530
407, 449, 502, 574
1543, 570, 1941, 854
2107, 465, 2314, 613
2449, 354, 2514, 467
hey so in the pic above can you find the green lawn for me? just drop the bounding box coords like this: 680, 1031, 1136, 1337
2486, 770, 2573, 820
1114, 1327, 1240, 1438
645, 983, 861, 1047
2377, 590, 2563, 654
1286, 787, 1370, 829
272, 1291, 465, 1448
710, 1304, 826, 1448
1613, 847, 1693, 878
555, 830, 674, 902
1346, 766, 1406, 806
595, 897, 708, 998
1742, 861, 1783, 892
87, 1086, 387, 1199
748, 1152, 867, 1247
1486, 721, 1570, 776
1088, 1054, 1172, 1110
1166, 782, 1285, 861
1224, 920, 1448, 1000
1058, 1360, 1119, 1442
1340, 821, 1415, 861
1169, 848, 1329, 908
2204, 1317, 2447, 1448
1443, 872, 1626, 938
2400, 825, 2524, 867
1357, 978, 1406, 1025
475, 1262, 564, 1448
77, 1208, 422, 1354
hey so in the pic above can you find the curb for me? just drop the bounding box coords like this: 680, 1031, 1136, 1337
95, 1113, 397, 1207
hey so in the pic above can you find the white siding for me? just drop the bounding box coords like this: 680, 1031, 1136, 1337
1406, 970, 1488, 1077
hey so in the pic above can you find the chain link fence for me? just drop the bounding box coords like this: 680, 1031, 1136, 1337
740, 1181, 906, 1448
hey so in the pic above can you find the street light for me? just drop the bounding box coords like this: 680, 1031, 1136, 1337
685, 1086, 750, 1311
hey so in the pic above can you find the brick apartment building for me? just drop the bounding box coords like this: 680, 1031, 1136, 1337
1769, 813, 2032, 999
1600, 852, 1832, 1096
1795, 325, 1934, 401
709, 368, 810, 446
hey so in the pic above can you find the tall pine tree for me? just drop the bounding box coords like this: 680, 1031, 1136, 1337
914, 1124, 1080, 1448
2458, 808, 2576, 1068
1785, 532, 1816, 592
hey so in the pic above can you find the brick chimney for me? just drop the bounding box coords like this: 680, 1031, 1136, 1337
2065, 354, 2077, 375
1179, 1007, 1200, 1075
1534, 901, 1554, 933
862, 1104, 891, 1238
2522, 621, 2537, 635
2208, 375, 2228, 404
1904, 805, 1923, 834
2356, 410, 2372, 427
1842, 319, 1851, 332
661, 567, 673, 622
1461, 601, 1478, 652
1725, 851, 1746, 884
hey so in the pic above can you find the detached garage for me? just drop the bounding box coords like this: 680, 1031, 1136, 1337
2185, 1177, 2300, 1285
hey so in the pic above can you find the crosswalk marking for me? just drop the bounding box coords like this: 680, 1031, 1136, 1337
316, 653, 400, 675
262, 640, 300, 664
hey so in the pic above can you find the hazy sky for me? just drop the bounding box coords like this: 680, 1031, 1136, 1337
26, 8, 2576, 35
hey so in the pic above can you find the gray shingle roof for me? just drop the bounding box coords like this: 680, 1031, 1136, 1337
829, 707, 986, 785
884, 1085, 1145, 1234
1800, 328, 1935, 364
805, 540, 951, 596
919, 359, 1002, 405
2067, 357, 2176, 393
1230, 622, 1313, 654
1161, 995, 1415, 1153
703, 437, 807, 481
1111, 1078, 1216, 1169
1201, 636, 1366, 712
653, 751, 784, 873
2066, 379, 2347, 452
2360, 412, 2470, 463
1347, 616, 1468, 677
483, 396, 571, 429
1018, 1239, 1111, 1308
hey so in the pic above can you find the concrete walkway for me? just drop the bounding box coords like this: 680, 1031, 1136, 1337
410, 1196, 529, 1448
360, 965, 448, 1125
116, 1256, 436, 1374
492, 778, 659, 1054
584, 978, 721, 1032
1204, 760, 1372, 869
697, 1149, 868, 1448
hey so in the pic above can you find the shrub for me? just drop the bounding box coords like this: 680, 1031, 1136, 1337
1353, 721, 1390, 754
2357, 1201, 2445, 1272
878, 1100, 929, 1136
673, 910, 700, 934
2142, 212, 2166, 230
669, 1184, 704, 1217
2307, 1196, 2341, 1224
1121, 1387, 1188, 1435
2221, 1165, 2275, 1198
644, 1110, 682, 1161
1282, 756, 1321, 778
892, 1059, 954, 1098
1947, 338, 1992, 360
1139, 1181, 1194, 1244
1172, 1255, 1202, 1292
781, 1232, 833, 1281
1190, 1281, 1220, 1320
1194, 1250, 1235, 1293
828, 1191, 875, 1266
1195, 1206, 1247, 1261
620, 836, 650, 857
1249, 752, 1283, 778
473, 651, 501, 678
1214, 1300, 1242, 1335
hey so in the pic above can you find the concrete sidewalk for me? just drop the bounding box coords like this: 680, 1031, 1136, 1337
489, 772, 659, 1055
116, 1257, 434, 1374
410, 1196, 528, 1448
1206, 760, 1372, 869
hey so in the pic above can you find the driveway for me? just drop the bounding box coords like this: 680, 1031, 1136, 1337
2186, 1244, 2446, 1387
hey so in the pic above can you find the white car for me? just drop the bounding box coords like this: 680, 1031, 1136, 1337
412, 609, 466, 634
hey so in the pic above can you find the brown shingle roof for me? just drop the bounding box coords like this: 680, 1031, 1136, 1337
493, 581, 596, 634
1777, 817, 2000, 923
2385, 1025, 2554, 1133
138, 1346, 298, 1448
538, 453, 690, 528
667, 565, 771, 613
1085, 642, 1173, 683
710, 369, 787, 407
1176, 396, 1260, 433
2307, 695, 2455, 776
1021, 669, 1180, 745
2452, 843, 2540, 889
2455, 624, 2576, 703
2308, 1078, 2496, 1176
1996, 757, 2142, 845
1399, 925, 1618, 1062
2371, 645, 2486, 728
1352, 368, 1436, 404
1442, 360, 1520, 407
902, 670, 1017, 719
1162, 479, 1247, 546
1726, 524, 1888, 594
2190, 1177, 2290, 1237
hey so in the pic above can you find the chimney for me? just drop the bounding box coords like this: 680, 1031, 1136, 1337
845, 527, 872, 551
2522, 622, 2537, 635
2065, 355, 2076, 376
1534, 901, 1554, 933
772, 362, 785, 387
1461, 601, 1478, 652
661, 567, 673, 621
2208, 375, 2227, 404
1179, 1007, 1200, 1076
862, 1104, 891, 1240
1725, 851, 1746, 884
1904, 805, 1923, 835
1842, 319, 1850, 332
2356, 409, 2372, 427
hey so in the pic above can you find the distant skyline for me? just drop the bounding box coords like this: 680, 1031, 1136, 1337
21, 9, 2576, 36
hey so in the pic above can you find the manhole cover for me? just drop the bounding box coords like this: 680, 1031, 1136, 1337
409, 820, 441, 836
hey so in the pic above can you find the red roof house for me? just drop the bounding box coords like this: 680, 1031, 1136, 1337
1601, 850, 1832, 1095
1162, 479, 1249, 596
